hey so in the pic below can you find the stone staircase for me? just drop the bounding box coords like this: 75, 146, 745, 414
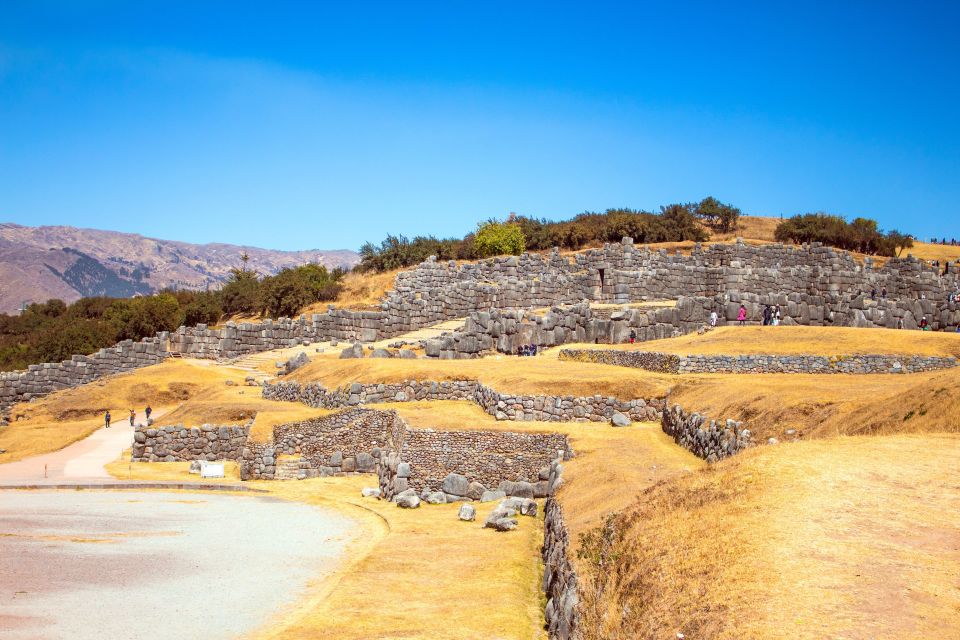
275, 457, 304, 481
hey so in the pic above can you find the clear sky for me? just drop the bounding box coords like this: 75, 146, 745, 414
1, 1, 958, 251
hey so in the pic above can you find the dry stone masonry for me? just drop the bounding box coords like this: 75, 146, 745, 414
4, 238, 959, 410
262, 379, 663, 423
661, 404, 752, 462
132, 422, 250, 462
560, 349, 959, 374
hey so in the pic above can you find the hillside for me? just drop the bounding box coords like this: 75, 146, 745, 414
0, 223, 359, 313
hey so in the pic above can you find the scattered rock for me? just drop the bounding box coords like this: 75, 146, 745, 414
611, 411, 631, 427
425, 491, 448, 504
396, 495, 421, 509
188, 460, 201, 474
371, 348, 394, 359
480, 490, 506, 503
441, 472, 470, 497
458, 504, 476, 521
339, 342, 364, 359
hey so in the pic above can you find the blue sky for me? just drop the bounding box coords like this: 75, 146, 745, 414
1, 2, 958, 251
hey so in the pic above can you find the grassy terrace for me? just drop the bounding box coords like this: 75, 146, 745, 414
4, 311, 960, 639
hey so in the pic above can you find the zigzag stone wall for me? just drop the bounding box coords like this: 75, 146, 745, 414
4, 238, 959, 410
0, 336, 169, 411
262, 379, 663, 423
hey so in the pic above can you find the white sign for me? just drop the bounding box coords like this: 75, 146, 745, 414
200, 461, 225, 478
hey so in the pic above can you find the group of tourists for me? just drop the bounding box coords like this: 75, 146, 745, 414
869, 287, 888, 300
516, 344, 539, 356
104, 405, 151, 429
930, 237, 958, 245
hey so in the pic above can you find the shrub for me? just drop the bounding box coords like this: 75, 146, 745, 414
774, 213, 912, 257
473, 219, 526, 257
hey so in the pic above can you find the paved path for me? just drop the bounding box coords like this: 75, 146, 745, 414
0, 410, 167, 483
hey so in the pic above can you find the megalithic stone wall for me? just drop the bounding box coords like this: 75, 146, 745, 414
5, 237, 960, 411
0, 335, 169, 411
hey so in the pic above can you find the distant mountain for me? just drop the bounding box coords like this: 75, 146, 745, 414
0, 223, 360, 313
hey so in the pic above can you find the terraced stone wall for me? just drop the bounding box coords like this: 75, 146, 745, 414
0, 336, 169, 411
239, 408, 399, 480
262, 379, 663, 423
560, 349, 959, 374
132, 422, 249, 462
542, 498, 580, 640
661, 404, 752, 462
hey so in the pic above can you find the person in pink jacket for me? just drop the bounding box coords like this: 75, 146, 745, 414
737, 304, 747, 325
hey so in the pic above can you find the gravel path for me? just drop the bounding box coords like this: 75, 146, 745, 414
0, 490, 357, 640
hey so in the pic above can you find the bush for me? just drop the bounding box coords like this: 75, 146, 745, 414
774, 213, 912, 257
695, 196, 741, 232
473, 219, 526, 257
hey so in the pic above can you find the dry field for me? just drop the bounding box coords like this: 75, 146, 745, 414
575, 434, 960, 640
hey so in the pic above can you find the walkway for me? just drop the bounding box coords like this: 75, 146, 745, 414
0, 409, 167, 483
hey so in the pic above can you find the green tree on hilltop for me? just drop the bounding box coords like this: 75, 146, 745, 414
473, 219, 526, 257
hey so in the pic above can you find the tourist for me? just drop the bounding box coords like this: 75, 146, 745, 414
919, 316, 929, 330
773, 307, 781, 326
145, 405, 152, 422
629, 329, 636, 344
104, 410, 111, 429
737, 304, 747, 325
870, 287, 876, 300
709, 310, 718, 327
881, 287, 887, 299
762, 305, 771, 326
529, 343, 538, 356
897, 318, 904, 329
129, 408, 136, 426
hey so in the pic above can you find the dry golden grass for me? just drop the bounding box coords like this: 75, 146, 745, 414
104, 448, 242, 482
0, 360, 243, 463
564, 325, 960, 358
576, 434, 960, 640
291, 354, 674, 399
302, 267, 405, 312
709, 214, 782, 242
668, 367, 960, 442
903, 240, 960, 264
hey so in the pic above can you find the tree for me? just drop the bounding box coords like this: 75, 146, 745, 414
473, 220, 526, 257
696, 196, 741, 233
886, 230, 914, 257
221, 268, 261, 315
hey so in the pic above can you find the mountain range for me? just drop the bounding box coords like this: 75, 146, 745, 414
0, 223, 359, 314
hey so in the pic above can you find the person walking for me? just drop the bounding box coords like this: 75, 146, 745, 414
881, 287, 887, 299
129, 408, 136, 427
762, 306, 771, 326
737, 304, 747, 325
629, 329, 636, 344
145, 405, 152, 422
709, 310, 718, 327
104, 410, 111, 429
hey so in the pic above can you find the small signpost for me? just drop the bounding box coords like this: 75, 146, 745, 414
200, 461, 225, 478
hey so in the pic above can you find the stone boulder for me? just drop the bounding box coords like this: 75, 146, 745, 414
466, 481, 486, 501
371, 348, 394, 359
458, 504, 476, 521
339, 342, 365, 359
396, 495, 421, 509
361, 487, 381, 498
611, 411, 631, 427
441, 473, 470, 497
480, 490, 506, 503
284, 351, 310, 375
397, 349, 418, 359
425, 491, 448, 504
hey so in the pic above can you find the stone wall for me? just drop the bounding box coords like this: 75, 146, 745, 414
5, 237, 960, 412
660, 404, 751, 462
398, 429, 571, 496
385, 238, 960, 331
543, 498, 580, 640
262, 379, 663, 423
0, 336, 169, 411
560, 349, 959, 374
132, 422, 249, 462
239, 408, 398, 480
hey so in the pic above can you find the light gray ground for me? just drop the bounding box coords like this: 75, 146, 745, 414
0, 490, 358, 640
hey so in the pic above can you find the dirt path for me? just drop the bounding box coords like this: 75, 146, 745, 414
0, 409, 167, 482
